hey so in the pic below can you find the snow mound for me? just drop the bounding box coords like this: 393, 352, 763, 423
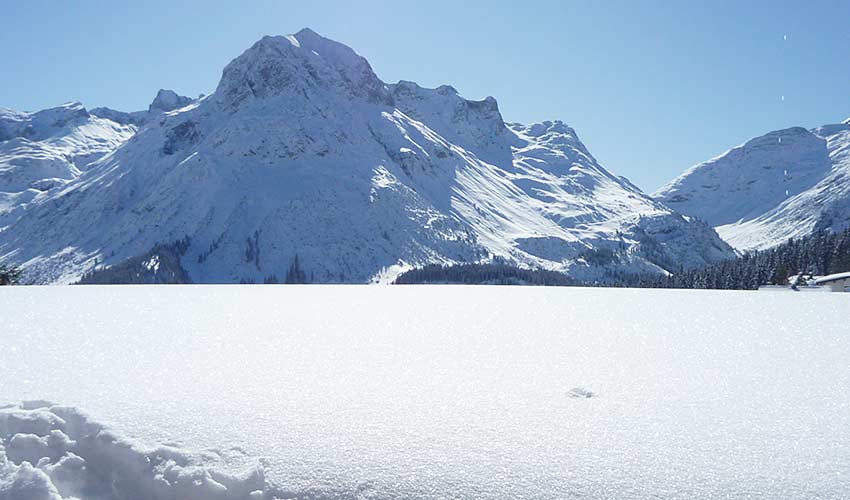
0, 402, 269, 500
567, 387, 595, 398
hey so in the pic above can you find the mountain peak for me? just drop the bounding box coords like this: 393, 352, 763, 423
655, 118, 850, 251
294, 27, 320, 37
290, 28, 370, 74
56, 101, 87, 112
523, 120, 575, 138
215, 30, 391, 109
0, 101, 92, 142
149, 89, 193, 112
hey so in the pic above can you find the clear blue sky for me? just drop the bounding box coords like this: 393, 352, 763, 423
2, 0, 848, 191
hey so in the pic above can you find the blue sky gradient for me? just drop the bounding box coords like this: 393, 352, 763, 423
2, 0, 848, 191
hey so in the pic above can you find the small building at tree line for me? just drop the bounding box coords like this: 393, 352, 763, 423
758, 270, 850, 292
813, 272, 850, 292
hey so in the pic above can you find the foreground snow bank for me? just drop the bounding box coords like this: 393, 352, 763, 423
0, 402, 267, 500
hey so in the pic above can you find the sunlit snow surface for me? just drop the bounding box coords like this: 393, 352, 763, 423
2, 285, 849, 499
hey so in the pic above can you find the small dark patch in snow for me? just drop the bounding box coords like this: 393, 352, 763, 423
568, 387, 595, 399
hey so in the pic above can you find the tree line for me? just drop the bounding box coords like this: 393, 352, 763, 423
394, 227, 850, 290
614, 227, 850, 290
394, 262, 577, 286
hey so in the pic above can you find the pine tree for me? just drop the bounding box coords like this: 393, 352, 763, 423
0, 265, 21, 285
285, 254, 308, 284
772, 263, 789, 285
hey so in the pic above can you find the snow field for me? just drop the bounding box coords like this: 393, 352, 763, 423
1, 285, 849, 499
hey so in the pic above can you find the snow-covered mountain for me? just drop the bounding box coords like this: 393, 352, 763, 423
655, 119, 850, 251
0, 91, 196, 223
0, 28, 733, 284
0, 103, 136, 216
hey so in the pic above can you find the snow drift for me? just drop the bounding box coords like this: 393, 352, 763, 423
0, 403, 268, 500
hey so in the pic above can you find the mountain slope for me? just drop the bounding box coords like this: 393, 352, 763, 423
0, 103, 137, 217
655, 121, 850, 251
0, 91, 195, 226
0, 29, 733, 284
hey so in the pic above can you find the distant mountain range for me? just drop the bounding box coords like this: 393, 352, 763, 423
655, 118, 850, 251
12, 28, 837, 284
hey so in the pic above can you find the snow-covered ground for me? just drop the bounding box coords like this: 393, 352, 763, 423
2, 285, 849, 499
